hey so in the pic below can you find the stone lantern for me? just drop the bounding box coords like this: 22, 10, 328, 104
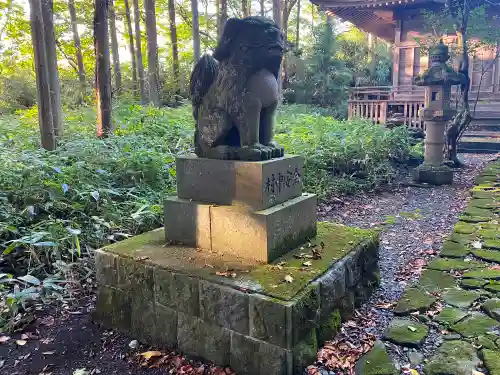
413, 40, 465, 185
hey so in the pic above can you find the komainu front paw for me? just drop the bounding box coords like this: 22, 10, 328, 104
238, 144, 272, 161
268, 141, 285, 158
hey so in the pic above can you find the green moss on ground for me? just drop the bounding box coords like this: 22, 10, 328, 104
459, 215, 491, 223
470, 199, 499, 210
472, 191, 497, 200
483, 298, 500, 321
449, 232, 475, 245
483, 349, 500, 374
463, 269, 500, 281
419, 269, 456, 292
442, 289, 481, 308
465, 206, 497, 218
383, 319, 428, 347
427, 257, 483, 271
452, 312, 499, 338
393, 288, 436, 315
293, 328, 318, 374
485, 239, 500, 250
485, 282, 500, 293
440, 241, 470, 258
354, 340, 396, 375
454, 221, 479, 235
476, 336, 498, 350
460, 278, 487, 290
104, 228, 165, 254
434, 307, 468, 325
423, 340, 481, 375
472, 249, 500, 263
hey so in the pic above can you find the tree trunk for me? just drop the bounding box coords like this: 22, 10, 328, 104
219, 0, 227, 37
295, 0, 300, 48
168, 0, 180, 91
273, 0, 282, 102
260, 0, 265, 16
29, 0, 55, 150
68, 0, 86, 98
41, 0, 62, 137
133, 0, 147, 103
94, 0, 113, 137
109, 0, 122, 94
124, 0, 138, 96
145, 0, 159, 105
191, 0, 201, 62
242, 0, 249, 17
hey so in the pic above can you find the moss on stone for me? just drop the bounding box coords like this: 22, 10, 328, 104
318, 309, 342, 345
383, 319, 429, 347
423, 340, 480, 375
427, 257, 483, 271
440, 241, 471, 258
476, 336, 498, 350
442, 289, 481, 308
483, 349, 500, 375
394, 288, 437, 315
454, 221, 479, 235
483, 298, 500, 321
465, 206, 497, 218
249, 222, 378, 300
479, 228, 500, 240
293, 328, 318, 374
460, 278, 487, 290
485, 239, 500, 250
452, 312, 499, 338
470, 199, 500, 210
449, 232, 475, 246
463, 269, 500, 281
472, 249, 500, 263
472, 191, 497, 200
485, 282, 500, 293
104, 228, 165, 254
354, 340, 396, 375
459, 215, 491, 223
419, 269, 456, 293
434, 307, 468, 325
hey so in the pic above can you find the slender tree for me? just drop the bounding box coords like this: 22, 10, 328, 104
295, 0, 300, 48
109, 0, 122, 94
145, 0, 159, 105
242, 0, 249, 17
29, 0, 55, 150
273, 0, 282, 100
219, 0, 227, 36
94, 0, 113, 136
68, 0, 86, 97
124, 0, 138, 95
191, 0, 201, 62
260, 0, 265, 16
168, 0, 180, 90
41, 0, 62, 136
133, 0, 147, 103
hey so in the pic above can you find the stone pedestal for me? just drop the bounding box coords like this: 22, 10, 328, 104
165, 155, 317, 263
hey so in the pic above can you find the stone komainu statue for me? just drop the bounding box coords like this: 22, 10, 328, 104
189, 16, 285, 161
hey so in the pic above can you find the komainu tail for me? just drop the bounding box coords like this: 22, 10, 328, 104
189, 54, 218, 120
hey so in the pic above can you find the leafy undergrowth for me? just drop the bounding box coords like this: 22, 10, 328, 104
0, 101, 416, 332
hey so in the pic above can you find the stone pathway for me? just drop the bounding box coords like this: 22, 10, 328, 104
308, 154, 500, 374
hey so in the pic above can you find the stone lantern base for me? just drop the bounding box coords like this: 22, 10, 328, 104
414, 164, 454, 185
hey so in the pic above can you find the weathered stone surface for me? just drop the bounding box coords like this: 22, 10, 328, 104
94, 286, 131, 331
230, 332, 291, 375
483, 298, 500, 321
345, 249, 363, 288
154, 269, 200, 316
164, 197, 211, 249
442, 289, 480, 308
427, 257, 482, 271
249, 294, 289, 348
199, 280, 249, 334
434, 307, 468, 325
176, 155, 304, 210
414, 164, 453, 185
154, 303, 178, 348
452, 312, 499, 338
116, 257, 155, 302
424, 340, 481, 375
383, 319, 429, 347
394, 288, 436, 315
440, 241, 470, 258
292, 329, 318, 375
483, 349, 500, 375
318, 262, 346, 316
317, 309, 341, 345
355, 340, 396, 375
460, 278, 486, 290
95, 250, 118, 285
419, 269, 456, 292
177, 312, 231, 365
290, 284, 320, 346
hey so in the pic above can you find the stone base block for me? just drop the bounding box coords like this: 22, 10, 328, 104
414, 164, 454, 185
164, 194, 317, 263
176, 154, 304, 210
94, 222, 380, 375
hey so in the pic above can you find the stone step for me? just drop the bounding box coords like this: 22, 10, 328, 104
462, 131, 500, 138
458, 136, 500, 154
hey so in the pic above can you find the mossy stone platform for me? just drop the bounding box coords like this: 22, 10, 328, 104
94, 222, 380, 375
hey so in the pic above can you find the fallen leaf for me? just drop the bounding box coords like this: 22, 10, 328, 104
73, 369, 89, 375
303, 261, 312, 267
407, 326, 417, 332
16, 340, 27, 346
140, 350, 162, 360
42, 351, 55, 355
284, 275, 294, 283
375, 302, 395, 309
0, 336, 9, 344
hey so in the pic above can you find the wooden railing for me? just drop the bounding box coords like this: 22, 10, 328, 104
348, 100, 389, 124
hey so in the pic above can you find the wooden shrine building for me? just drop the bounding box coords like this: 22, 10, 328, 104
311, 0, 500, 129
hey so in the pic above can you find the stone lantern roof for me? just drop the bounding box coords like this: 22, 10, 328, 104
413, 40, 466, 87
